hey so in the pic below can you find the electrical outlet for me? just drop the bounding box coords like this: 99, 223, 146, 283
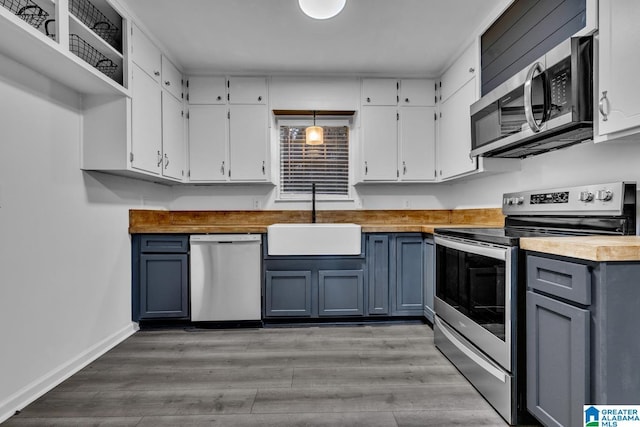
252, 198, 261, 210
403, 199, 411, 208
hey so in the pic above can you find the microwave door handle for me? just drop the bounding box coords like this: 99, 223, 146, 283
524, 62, 544, 133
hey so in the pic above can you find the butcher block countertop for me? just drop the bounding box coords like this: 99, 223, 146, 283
520, 236, 640, 262
129, 208, 505, 235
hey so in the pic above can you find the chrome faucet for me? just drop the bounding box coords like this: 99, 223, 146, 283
312, 182, 317, 223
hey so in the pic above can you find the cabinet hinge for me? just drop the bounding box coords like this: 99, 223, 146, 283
227, 111, 230, 119
397, 112, 399, 121
228, 169, 231, 178
396, 81, 399, 90
188, 170, 191, 178
227, 80, 230, 88
397, 170, 399, 178
129, 152, 134, 162
186, 111, 189, 119
186, 80, 189, 88
434, 95, 437, 104
181, 79, 184, 86
440, 112, 442, 118
186, 93, 189, 102
434, 170, 437, 178
227, 93, 230, 102
181, 170, 184, 177
181, 110, 184, 117
434, 112, 437, 121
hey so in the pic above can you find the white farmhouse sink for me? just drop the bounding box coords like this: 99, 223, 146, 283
267, 223, 361, 256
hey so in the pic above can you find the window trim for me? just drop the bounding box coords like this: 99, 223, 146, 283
275, 118, 353, 202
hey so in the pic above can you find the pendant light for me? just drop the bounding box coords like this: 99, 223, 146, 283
298, 0, 346, 20
306, 111, 324, 145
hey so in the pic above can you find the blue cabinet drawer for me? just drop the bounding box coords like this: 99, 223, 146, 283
527, 255, 591, 305
140, 235, 189, 253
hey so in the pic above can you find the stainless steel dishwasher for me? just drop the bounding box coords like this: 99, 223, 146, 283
190, 234, 262, 321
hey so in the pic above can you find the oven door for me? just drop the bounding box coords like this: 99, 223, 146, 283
434, 235, 516, 371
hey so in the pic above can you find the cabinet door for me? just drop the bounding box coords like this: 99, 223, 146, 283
188, 105, 228, 182
438, 77, 478, 180
399, 79, 435, 107
367, 235, 390, 315
188, 76, 226, 105
229, 105, 268, 181
399, 106, 436, 181
527, 291, 589, 427
265, 271, 312, 317
228, 77, 267, 104
131, 24, 161, 82
139, 254, 189, 319
361, 106, 398, 181
597, 0, 640, 136
318, 270, 364, 316
394, 236, 423, 314
161, 56, 183, 101
131, 63, 162, 175
440, 44, 476, 103
161, 92, 185, 181
423, 239, 435, 323
362, 79, 398, 105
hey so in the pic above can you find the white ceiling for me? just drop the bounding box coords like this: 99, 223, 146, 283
121, 0, 507, 77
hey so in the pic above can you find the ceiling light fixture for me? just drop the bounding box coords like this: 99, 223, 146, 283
306, 111, 324, 145
298, 0, 346, 20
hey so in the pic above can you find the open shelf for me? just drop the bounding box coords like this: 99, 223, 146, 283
0, 4, 128, 95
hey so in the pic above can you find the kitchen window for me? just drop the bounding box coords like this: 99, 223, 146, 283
278, 119, 351, 200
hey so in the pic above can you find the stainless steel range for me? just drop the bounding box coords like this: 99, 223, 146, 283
433, 181, 636, 425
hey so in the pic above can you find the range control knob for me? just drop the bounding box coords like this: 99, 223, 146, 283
579, 191, 594, 202
516, 196, 524, 205
595, 190, 613, 201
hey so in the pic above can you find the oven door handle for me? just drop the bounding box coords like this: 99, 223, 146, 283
434, 236, 507, 261
435, 317, 507, 383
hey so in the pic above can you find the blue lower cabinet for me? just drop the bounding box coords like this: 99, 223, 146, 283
139, 253, 189, 319
265, 270, 312, 317
318, 270, 364, 316
393, 235, 424, 315
367, 235, 390, 315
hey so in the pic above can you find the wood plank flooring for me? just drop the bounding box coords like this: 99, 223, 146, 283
4, 323, 509, 426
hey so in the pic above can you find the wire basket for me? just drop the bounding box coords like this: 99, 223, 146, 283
1, 0, 49, 28
69, 0, 120, 49
69, 34, 118, 79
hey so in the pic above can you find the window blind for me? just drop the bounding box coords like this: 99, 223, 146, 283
279, 125, 349, 197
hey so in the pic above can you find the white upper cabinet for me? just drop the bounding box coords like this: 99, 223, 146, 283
438, 77, 477, 180
437, 44, 478, 180
187, 75, 270, 183
229, 105, 269, 181
439, 44, 476, 103
131, 23, 160, 82
131, 63, 162, 175
595, 0, 640, 141
399, 79, 435, 106
362, 79, 398, 106
161, 92, 186, 180
188, 105, 228, 182
400, 106, 436, 181
188, 76, 226, 105
161, 56, 183, 101
360, 78, 436, 182
228, 77, 267, 104
361, 106, 399, 181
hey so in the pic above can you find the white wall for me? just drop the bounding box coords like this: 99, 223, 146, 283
0, 55, 171, 421
444, 138, 640, 231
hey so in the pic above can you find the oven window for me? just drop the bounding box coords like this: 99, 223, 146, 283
436, 244, 506, 341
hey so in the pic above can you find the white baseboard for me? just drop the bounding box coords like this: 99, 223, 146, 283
0, 322, 138, 424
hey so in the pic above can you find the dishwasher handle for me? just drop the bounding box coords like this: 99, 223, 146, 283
190, 234, 262, 243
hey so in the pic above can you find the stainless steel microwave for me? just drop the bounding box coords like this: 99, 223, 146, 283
470, 36, 593, 159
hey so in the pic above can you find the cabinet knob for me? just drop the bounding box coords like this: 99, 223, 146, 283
165, 81, 171, 86
599, 91, 610, 122
154, 71, 160, 76
404, 98, 410, 103
469, 67, 475, 73
217, 96, 222, 101
366, 97, 371, 103
258, 96, 263, 102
